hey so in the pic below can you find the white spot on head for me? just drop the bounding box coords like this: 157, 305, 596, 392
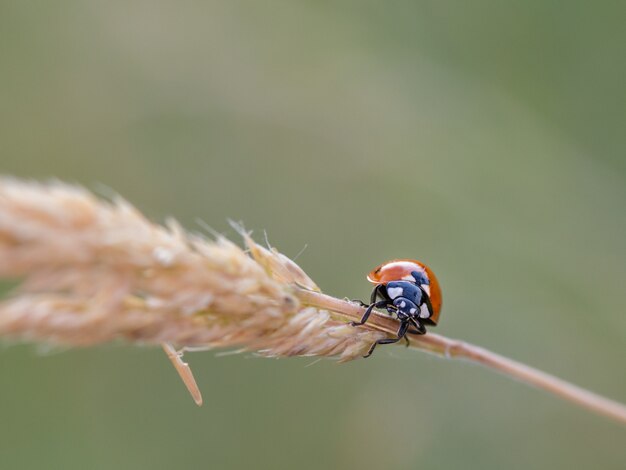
399, 301, 406, 308
419, 304, 430, 319
387, 287, 404, 299
410, 308, 417, 314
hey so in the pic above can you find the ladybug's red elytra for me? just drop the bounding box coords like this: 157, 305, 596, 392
352, 259, 442, 357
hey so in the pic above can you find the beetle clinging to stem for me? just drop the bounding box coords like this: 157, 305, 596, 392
351, 259, 442, 357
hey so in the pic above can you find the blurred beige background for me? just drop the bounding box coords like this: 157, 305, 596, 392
1, 2, 625, 469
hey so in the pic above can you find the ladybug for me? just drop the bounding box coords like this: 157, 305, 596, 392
351, 259, 442, 357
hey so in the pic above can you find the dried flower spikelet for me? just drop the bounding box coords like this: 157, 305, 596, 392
0, 177, 383, 360
236, 226, 320, 292
4, 179, 624, 423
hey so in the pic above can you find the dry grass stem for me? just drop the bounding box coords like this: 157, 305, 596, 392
0, 177, 625, 425
297, 289, 626, 425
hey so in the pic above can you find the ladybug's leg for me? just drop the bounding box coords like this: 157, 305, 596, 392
351, 284, 383, 308
371, 284, 384, 304
363, 320, 410, 358
350, 299, 390, 327
350, 285, 387, 326
406, 317, 426, 335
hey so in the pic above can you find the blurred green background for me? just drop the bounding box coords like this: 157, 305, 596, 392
1, 1, 625, 469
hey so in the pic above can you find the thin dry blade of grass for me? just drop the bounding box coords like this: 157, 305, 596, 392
0, 177, 625, 425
